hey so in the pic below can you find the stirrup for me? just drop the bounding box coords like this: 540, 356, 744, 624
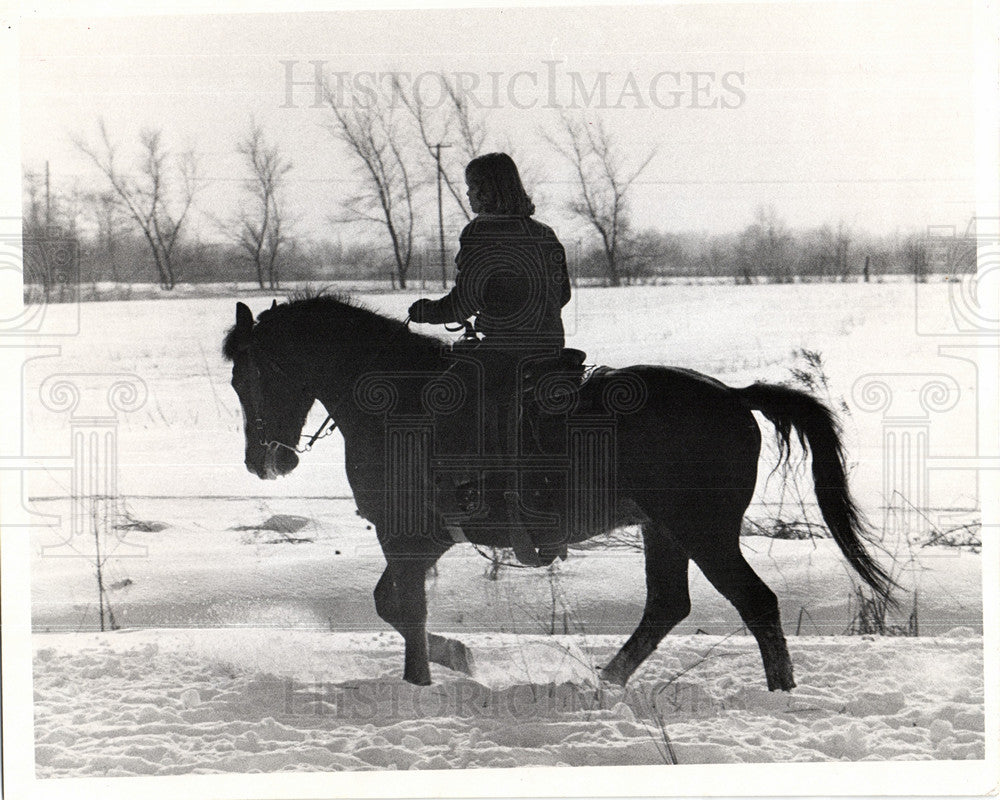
502, 491, 567, 567
504, 490, 543, 567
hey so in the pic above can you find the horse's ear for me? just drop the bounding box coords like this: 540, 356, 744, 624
236, 302, 253, 332
270, 299, 278, 310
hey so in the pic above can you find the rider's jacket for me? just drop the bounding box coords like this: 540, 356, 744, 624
417, 214, 571, 351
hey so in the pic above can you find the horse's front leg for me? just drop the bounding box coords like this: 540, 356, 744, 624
393, 561, 434, 685
375, 548, 475, 685
373, 559, 432, 685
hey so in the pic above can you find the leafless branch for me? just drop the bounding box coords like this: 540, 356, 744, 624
323, 80, 421, 287
233, 117, 293, 288
73, 119, 200, 289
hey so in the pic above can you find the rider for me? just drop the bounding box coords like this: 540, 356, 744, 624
408, 152, 573, 564
408, 153, 570, 349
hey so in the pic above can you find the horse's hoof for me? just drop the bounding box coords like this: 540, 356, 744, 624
404, 673, 432, 686
765, 673, 796, 692
599, 666, 628, 687
447, 640, 475, 676
428, 634, 475, 676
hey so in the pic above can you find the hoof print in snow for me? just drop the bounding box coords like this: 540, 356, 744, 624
233, 514, 316, 543
114, 519, 169, 533
258, 514, 311, 533
262, 536, 315, 545
180, 688, 201, 708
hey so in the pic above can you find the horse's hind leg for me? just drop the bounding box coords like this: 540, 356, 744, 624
686, 525, 796, 692
602, 523, 690, 686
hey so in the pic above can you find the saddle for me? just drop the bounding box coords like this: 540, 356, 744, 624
436, 344, 588, 566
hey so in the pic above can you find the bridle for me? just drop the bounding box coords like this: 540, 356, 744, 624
246, 344, 339, 454
245, 315, 413, 455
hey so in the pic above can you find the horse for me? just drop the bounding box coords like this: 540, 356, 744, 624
222, 293, 895, 691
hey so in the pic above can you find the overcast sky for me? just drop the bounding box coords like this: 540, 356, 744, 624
18, 1, 979, 246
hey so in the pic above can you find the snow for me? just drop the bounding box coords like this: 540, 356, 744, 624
16, 282, 992, 779
31, 628, 985, 777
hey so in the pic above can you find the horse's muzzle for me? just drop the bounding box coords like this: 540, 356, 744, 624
247, 443, 299, 479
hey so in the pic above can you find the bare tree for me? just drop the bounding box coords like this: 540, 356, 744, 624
399, 78, 489, 223
89, 190, 123, 281
736, 205, 794, 284
22, 164, 83, 239
73, 120, 199, 289
323, 83, 419, 289
806, 221, 852, 282
398, 75, 498, 287
902, 233, 929, 283
543, 115, 657, 287
235, 118, 293, 289
834, 221, 852, 282
22, 167, 44, 235
22, 164, 82, 299
616, 229, 667, 284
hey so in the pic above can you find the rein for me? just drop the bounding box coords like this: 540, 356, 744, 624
250, 315, 412, 455
469, 542, 535, 569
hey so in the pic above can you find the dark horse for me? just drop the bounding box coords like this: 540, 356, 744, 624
223, 293, 894, 691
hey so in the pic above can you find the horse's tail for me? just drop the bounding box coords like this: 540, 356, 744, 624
736, 382, 898, 607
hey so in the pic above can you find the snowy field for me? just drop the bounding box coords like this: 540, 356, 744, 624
32, 629, 984, 775
17, 281, 991, 780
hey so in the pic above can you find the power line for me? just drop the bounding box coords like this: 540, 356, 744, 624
29, 172, 974, 186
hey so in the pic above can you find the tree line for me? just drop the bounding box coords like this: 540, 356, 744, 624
23, 83, 975, 295
571, 207, 974, 286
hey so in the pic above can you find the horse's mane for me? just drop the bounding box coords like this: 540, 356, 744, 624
221, 321, 245, 361
222, 289, 443, 361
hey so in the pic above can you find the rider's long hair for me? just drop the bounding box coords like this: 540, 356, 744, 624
466, 153, 535, 217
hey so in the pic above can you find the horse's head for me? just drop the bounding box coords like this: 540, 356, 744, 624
224, 301, 314, 480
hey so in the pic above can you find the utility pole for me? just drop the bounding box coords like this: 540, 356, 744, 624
45, 160, 51, 231
434, 142, 452, 289
574, 238, 582, 288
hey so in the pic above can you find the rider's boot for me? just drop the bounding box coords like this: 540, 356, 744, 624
498, 398, 568, 566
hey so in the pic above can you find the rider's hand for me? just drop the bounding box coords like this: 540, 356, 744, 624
408, 299, 434, 323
